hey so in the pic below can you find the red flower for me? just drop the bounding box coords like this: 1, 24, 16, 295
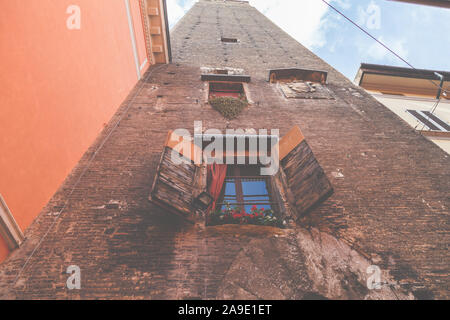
251, 205, 257, 211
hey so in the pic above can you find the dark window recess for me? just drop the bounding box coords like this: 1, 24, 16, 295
407, 110, 450, 131
217, 165, 276, 213
269, 68, 328, 84
221, 37, 238, 43
209, 82, 244, 99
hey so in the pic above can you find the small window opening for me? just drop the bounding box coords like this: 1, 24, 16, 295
221, 37, 238, 43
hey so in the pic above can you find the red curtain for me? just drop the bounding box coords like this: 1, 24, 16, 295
207, 163, 228, 214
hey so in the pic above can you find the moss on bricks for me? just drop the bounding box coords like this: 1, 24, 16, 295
209, 97, 248, 120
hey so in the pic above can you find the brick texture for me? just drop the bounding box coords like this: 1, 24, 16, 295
0, 0, 448, 299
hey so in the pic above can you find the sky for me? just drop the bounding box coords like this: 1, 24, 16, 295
166, 0, 450, 81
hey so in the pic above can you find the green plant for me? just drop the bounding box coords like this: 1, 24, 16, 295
209, 96, 248, 120
209, 203, 281, 227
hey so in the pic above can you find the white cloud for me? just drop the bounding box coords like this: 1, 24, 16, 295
167, 0, 196, 29
361, 36, 408, 62
249, 0, 332, 48
166, 0, 336, 49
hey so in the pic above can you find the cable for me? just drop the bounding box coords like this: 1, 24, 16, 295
11, 64, 166, 288
321, 0, 448, 96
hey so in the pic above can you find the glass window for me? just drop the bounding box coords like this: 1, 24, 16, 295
218, 166, 274, 213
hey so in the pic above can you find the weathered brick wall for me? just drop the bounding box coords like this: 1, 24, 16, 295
0, 0, 448, 299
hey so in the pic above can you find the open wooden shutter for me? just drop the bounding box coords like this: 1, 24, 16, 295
278, 126, 333, 217
149, 131, 203, 222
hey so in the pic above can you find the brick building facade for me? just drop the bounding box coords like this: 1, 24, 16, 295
0, 0, 448, 299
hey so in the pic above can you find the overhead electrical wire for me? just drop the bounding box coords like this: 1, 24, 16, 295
321, 0, 448, 97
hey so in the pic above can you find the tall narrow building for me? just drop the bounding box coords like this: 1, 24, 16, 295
0, 0, 448, 300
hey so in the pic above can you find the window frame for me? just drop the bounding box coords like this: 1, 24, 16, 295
221, 37, 238, 43
215, 165, 277, 214
209, 81, 245, 99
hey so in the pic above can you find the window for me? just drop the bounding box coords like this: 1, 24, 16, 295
209, 82, 245, 99
217, 165, 275, 213
206, 81, 249, 120
269, 68, 333, 99
149, 126, 334, 227
208, 165, 281, 227
221, 37, 238, 43
407, 110, 450, 132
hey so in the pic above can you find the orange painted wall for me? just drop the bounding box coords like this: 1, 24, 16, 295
0, 0, 149, 261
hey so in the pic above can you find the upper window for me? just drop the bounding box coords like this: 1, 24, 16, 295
207, 82, 249, 119
209, 82, 244, 99
201, 69, 251, 120
221, 37, 238, 43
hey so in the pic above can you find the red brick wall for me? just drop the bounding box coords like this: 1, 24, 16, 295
0, 1, 447, 299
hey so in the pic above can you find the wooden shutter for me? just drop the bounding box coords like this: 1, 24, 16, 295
278, 126, 333, 217
149, 131, 203, 222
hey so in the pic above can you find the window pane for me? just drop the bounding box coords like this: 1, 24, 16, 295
218, 169, 274, 213
242, 180, 272, 212
224, 180, 236, 195
241, 180, 269, 196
